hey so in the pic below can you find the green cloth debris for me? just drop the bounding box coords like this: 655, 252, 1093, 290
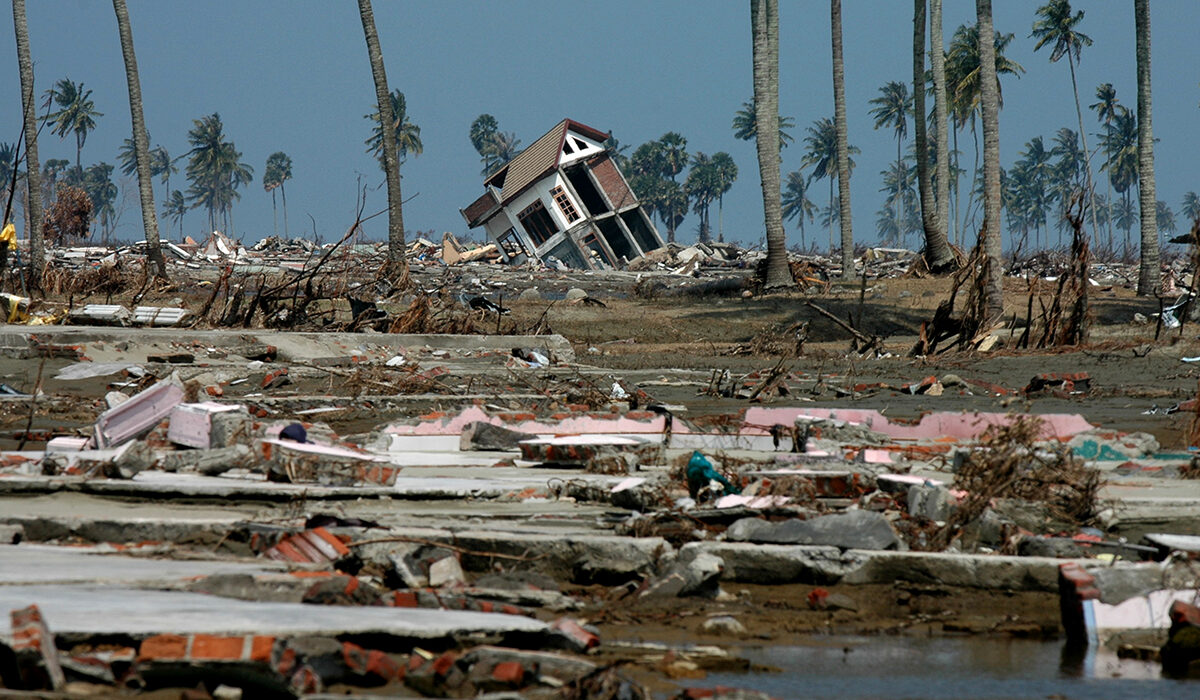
686, 450, 740, 499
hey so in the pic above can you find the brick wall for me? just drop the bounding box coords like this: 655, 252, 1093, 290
588, 155, 636, 210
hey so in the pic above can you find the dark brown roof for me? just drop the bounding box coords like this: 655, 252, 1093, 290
460, 189, 499, 228
488, 119, 610, 207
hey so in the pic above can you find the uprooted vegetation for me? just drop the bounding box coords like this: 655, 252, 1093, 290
934, 415, 1102, 550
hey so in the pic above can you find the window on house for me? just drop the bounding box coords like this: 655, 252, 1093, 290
496, 227, 528, 260
562, 139, 575, 155
579, 229, 614, 268
550, 186, 580, 224
516, 199, 559, 246
573, 138, 588, 152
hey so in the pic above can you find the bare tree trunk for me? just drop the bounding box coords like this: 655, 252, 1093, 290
11, 0, 43, 288
917, 0, 953, 270
752, 0, 790, 288
357, 0, 408, 282
1066, 55, 1100, 261
931, 0, 952, 254
1135, 0, 1159, 295
113, 0, 166, 279
831, 0, 854, 279
976, 0, 1003, 318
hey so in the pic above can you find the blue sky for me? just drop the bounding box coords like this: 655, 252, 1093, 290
2, 1, 1197, 251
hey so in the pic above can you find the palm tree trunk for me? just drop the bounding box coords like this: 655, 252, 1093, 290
976, 0, 1003, 318
281, 182, 288, 236
930, 0, 953, 258
913, 0, 936, 254
11, 0, 43, 287
751, 0, 790, 288
1134, 0, 1159, 295
1066, 54, 1100, 257
113, 0, 166, 279
358, 0, 408, 282
831, 0, 855, 279
271, 190, 277, 235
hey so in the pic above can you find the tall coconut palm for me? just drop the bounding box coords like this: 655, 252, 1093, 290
162, 189, 186, 241
83, 163, 118, 240
914, 0, 954, 269
801, 116, 859, 255
751, 0, 790, 287
263, 152, 293, 236
357, 0, 406, 280
831, 0, 854, 278
1099, 109, 1138, 252
112, 0, 165, 278
183, 113, 253, 233
930, 0, 953, 252
869, 80, 912, 244
43, 79, 102, 170
365, 89, 422, 170
711, 152, 737, 242
1134, 0, 1158, 295
732, 98, 795, 150
11, 0, 43, 283
657, 132, 689, 183
976, 0, 1003, 317
1182, 191, 1200, 225
1031, 0, 1098, 253
1156, 200, 1176, 237
685, 152, 721, 244
1090, 83, 1123, 247
782, 169, 817, 251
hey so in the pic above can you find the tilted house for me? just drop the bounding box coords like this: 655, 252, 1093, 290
460, 119, 664, 269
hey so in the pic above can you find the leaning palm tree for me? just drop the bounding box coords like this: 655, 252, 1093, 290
976, 0, 1003, 318
869, 80, 911, 244
1134, 0, 1158, 295
112, 0, 165, 279
1031, 0, 1098, 254
357, 0, 407, 282
751, 0, 790, 288
782, 169, 817, 250
913, 0, 955, 270
831, 0, 854, 278
11, 0, 43, 284
43, 79, 102, 170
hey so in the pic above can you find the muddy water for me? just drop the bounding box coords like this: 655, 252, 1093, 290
682, 636, 1196, 700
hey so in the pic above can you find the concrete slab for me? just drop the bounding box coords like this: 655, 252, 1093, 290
0, 545, 283, 586
0, 584, 547, 640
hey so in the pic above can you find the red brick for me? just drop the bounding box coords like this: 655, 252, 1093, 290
190, 635, 245, 660
490, 660, 526, 685
138, 634, 188, 661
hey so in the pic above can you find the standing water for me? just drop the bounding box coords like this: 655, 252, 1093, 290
681, 635, 1196, 700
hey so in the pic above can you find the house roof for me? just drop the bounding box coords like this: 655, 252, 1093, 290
460, 189, 499, 228
484, 119, 610, 207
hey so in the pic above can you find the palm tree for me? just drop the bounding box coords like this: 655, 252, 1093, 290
1031, 0, 1099, 253
732, 97, 795, 150
112, 0, 165, 278
782, 169, 817, 250
657, 132, 689, 182
751, 0, 790, 287
869, 81, 911, 244
357, 0, 406, 280
1113, 196, 1138, 244
712, 152, 737, 242
183, 113, 253, 233
83, 163, 118, 240
831, 0, 854, 278
685, 152, 721, 244
945, 23, 1025, 241
879, 160, 919, 246
43, 79, 102, 170
1134, 0, 1158, 295
263, 152, 293, 236
365, 89, 422, 172
1015, 136, 1053, 246
1156, 201, 1176, 237
12, 0, 44, 282
41, 158, 69, 203
1090, 83, 1123, 247
976, 0, 1003, 318
915, 0, 955, 269
1182, 191, 1200, 226
930, 0, 954, 254
801, 116, 859, 255
1100, 109, 1139, 251
162, 190, 186, 241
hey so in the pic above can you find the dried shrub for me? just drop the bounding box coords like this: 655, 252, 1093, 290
387, 294, 476, 334
933, 415, 1101, 549
42, 185, 92, 244
42, 260, 135, 298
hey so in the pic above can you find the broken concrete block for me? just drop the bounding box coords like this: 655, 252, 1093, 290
642, 550, 724, 600
106, 439, 157, 479
92, 378, 185, 448
260, 439, 398, 486
460, 421, 531, 451
0, 524, 23, 544
1016, 536, 1083, 559
1069, 430, 1159, 461
726, 510, 901, 550
10, 605, 64, 690
428, 556, 466, 588
263, 527, 351, 565
545, 618, 599, 653
702, 615, 746, 636
104, 391, 130, 409
169, 402, 253, 449
907, 482, 954, 521
159, 444, 254, 476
